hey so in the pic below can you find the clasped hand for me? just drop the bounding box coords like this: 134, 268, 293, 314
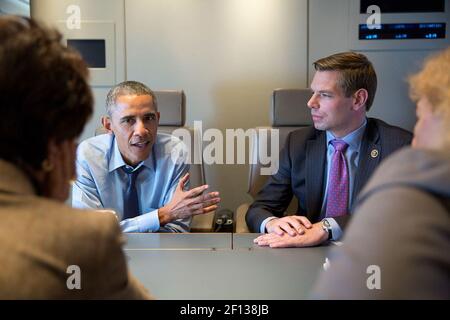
255, 216, 328, 248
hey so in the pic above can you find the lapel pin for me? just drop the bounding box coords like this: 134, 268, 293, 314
371, 149, 379, 158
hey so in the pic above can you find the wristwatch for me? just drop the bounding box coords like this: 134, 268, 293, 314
322, 219, 333, 241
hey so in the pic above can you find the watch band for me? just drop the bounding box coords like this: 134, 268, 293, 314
322, 219, 333, 241
327, 227, 333, 241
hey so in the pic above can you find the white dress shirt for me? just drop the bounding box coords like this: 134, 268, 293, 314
72, 132, 190, 232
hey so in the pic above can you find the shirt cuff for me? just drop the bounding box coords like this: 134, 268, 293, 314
120, 209, 160, 233
260, 216, 278, 233
323, 218, 343, 241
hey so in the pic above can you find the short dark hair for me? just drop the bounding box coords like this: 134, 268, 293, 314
313, 52, 377, 111
0, 16, 93, 170
105, 80, 157, 115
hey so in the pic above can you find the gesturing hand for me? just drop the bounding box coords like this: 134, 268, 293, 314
158, 173, 221, 225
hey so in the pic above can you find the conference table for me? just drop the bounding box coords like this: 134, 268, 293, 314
124, 233, 332, 300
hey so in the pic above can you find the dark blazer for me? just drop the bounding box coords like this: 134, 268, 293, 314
245, 118, 413, 233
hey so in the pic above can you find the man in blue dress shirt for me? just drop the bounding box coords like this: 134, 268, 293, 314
72, 81, 220, 232
249, 52, 412, 247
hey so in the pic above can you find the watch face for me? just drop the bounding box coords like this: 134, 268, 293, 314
323, 219, 331, 228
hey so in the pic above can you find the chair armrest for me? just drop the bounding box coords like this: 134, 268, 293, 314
235, 203, 251, 233
190, 211, 215, 232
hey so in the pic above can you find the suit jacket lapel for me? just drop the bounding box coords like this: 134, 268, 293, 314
351, 120, 381, 211
305, 132, 326, 219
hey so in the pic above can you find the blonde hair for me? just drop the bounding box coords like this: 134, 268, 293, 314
409, 47, 450, 147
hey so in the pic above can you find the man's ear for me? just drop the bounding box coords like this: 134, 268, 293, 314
102, 116, 113, 134
157, 111, 161, 124
42, 138, 60, 173
352, 89, 368, 112
46, 139, 58, 166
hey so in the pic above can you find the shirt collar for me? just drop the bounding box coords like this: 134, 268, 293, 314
326, 117, 367, 150
108, 135, 156, 173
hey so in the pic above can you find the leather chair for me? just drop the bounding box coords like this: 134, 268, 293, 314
235, 88, 312, 233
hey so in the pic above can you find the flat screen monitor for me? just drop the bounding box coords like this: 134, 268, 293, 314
359, 23, 446, 40
360, 0, 445, 13
67, 39, 106, 68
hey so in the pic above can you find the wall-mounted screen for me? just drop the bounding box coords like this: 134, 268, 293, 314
360, 0, 445, 13
359, 23, 446, 40
67, 39, 106, 68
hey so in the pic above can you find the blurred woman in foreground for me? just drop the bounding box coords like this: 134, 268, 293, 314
0, 16, 151, 299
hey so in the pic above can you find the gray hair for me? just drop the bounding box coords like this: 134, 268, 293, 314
105, 80, 157, 115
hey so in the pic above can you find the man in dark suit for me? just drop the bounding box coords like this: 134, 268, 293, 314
249, 52, 412, 248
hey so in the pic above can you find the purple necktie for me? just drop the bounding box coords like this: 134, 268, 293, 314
325, 139, 349, 218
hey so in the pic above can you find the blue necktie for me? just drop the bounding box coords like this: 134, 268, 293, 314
122, 166, 142, 220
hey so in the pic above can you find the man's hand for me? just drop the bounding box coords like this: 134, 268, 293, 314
158, 173, 221, 225
265, 216, 313, 236
254, 222, 328, 248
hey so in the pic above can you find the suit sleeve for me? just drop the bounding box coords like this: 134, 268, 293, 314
313, 187, 450, 299
95, 215, 153, 299
245, 132, 295, 232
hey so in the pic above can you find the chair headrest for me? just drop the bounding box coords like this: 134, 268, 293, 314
155, 90, 186, 126
271, 88, 313, 127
